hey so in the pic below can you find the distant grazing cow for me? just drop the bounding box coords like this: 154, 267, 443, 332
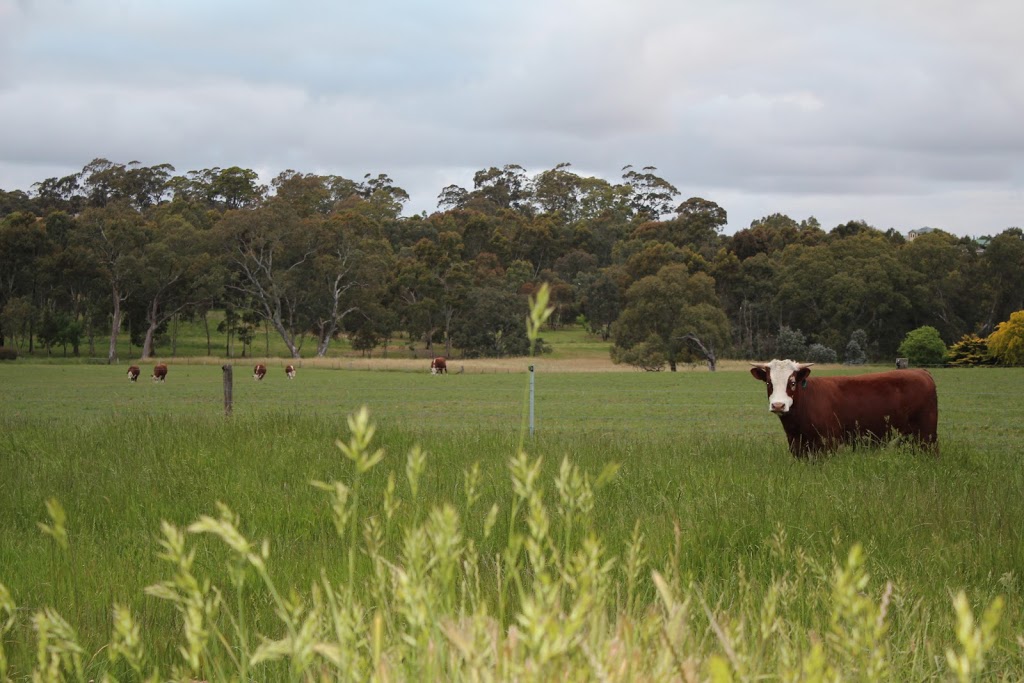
127, 365, 140, 382
254, 363, 267, 380
152, 363, 168, 382
285, 364, 296, 379
430, 357, 447, 375
750, 359, 938, 457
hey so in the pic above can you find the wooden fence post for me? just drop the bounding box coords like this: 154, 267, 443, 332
222, 364, 233, 416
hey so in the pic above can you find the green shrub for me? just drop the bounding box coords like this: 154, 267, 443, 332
897, 326, 946, 366
775, 325, 807, 360
805, 342, 838, 364
610, 334, 666, 371
0, 346, 18, 360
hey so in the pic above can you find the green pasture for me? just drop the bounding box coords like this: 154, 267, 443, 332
1, 363, 1023, 679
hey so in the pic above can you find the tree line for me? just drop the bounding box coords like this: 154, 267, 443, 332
1, 158, 1022, 368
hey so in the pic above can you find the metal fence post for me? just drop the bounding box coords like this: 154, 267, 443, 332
529, 364, 535, 437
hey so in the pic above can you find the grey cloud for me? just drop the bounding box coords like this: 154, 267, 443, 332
1, 0, 1022, 235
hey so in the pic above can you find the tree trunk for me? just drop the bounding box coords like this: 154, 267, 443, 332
269, 315, 301, 359
204, 311, 212, 355
172, 314, 179, 356
678, 333, 717, 371
141, 294, 165, 360
315, 322, 336, 357
87, 313, 95, 357
108, 288, 122, 363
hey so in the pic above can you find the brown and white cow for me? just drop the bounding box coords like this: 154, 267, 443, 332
285, 364, 296, 379
430, 357, 447, 375
152, 363, 168, 382
750, 359, 938, 457
253, 363, 267, 380
127, 365, 140, 382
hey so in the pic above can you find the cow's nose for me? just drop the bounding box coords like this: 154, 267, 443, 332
770, 402, 787, 413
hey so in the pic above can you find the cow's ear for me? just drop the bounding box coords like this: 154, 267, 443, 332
750, 365, 768, 382
795, 365, 813, 384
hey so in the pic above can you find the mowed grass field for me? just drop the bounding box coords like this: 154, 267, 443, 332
1, 361, 1023, 678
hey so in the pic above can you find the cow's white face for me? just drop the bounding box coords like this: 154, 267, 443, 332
750, 359, 813, 414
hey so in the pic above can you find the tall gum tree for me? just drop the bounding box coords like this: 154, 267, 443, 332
0, 212, 53, 348
611, 264, 730, 371
309, 211, 393, 357
137, 212, 218, 359
73, 203, 148, 363
218, 206, 317, 359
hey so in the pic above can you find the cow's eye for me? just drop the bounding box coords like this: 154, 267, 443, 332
789, 378, 796, 386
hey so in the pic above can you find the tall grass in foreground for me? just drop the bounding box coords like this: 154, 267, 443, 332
1, 407, 1019, 682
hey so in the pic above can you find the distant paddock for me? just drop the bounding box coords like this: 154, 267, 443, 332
98, 356, 843, 374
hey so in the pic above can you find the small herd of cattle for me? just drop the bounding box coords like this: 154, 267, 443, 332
127, 356, 938, 457
253, 363, 296, 380
127, 364, 165, 382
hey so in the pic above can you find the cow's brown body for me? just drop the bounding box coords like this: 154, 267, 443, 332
254, 363, 267, 380
751, 361, 938, 457
285, 364, 296, 379
152, 363, 168, 382
430, 357, 447, 375
127, 365, 140, 382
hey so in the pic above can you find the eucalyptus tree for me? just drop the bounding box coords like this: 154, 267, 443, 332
31, 174, 84, 214
822, 233, 914, 353
620, 165, 679, 221
774, 234, 913, 354
508, 214, 560, 273
399, 231, 470, 356
211, 167, 267, 209
727, 252, 778, 358
217, 205, 318, 359
309, 209, 395, 357
898, 230, 972, 341
394, 253, 441, 354
169, 166, 266, 210
38, 232, 106, 356
136, 211, 219, 359
580, 269, 623, 340
531, 162, 584, 222
449, 286, 532, 357
358, 172, 410, 221
454, 164, 533, 214
0, 189, 34, 217
72, 202, 149, 362
611, 264, 730, 371
0, 212, 53, 348
77, 158, 175, 210
979, 228, 1024, 332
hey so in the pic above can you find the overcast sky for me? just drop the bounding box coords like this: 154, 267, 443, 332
2, 0, 1021, 236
